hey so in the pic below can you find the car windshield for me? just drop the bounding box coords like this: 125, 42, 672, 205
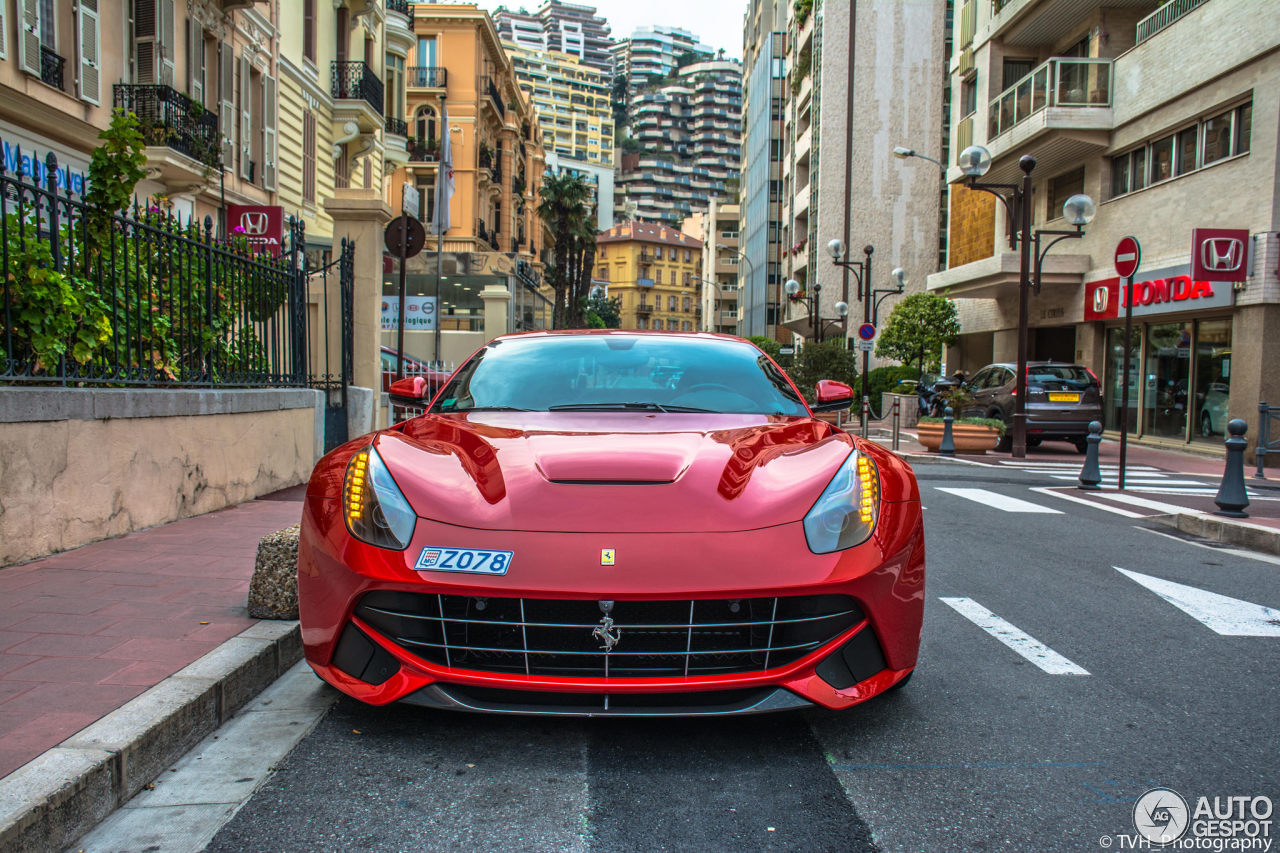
430, 335, 808, 416
1027, 365, 1094, 389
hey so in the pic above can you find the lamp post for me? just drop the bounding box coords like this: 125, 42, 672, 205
955, 145, 1095, 458
784, 279, 848, 343
828, 242, 903, 434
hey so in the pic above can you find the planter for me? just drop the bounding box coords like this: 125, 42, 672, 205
916, 422, 1001, 453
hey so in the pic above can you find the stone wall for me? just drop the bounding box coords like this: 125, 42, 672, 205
0, 388, 324, 567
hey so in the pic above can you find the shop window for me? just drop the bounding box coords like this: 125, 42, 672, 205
1142, 322, 1193, 439
1193, 319, 1232, 440
1104, 326, 1141, 433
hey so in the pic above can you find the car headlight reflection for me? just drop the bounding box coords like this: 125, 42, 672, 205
803, 449, 880, 553
343, 446, 417, 550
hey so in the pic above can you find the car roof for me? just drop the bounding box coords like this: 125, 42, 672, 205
493, 329, 751, 344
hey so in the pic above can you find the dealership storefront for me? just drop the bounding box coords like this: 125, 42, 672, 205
1085, 261, 1238, 445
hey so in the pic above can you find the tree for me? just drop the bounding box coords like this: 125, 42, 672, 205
875, 292, 960, 378
611, 73, 629, 130
583, 292, 622, 328
788, 340, 858, 404
537, 172, 597, 329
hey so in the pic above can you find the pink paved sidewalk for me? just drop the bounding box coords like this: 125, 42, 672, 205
0, 488, 304, 779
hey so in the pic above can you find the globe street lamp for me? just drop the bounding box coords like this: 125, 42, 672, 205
956, 145, 1095, 458
784, 279, 848, 344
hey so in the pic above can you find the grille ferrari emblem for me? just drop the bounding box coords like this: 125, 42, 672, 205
592, 600, 621, 652
600, 548, 615, 566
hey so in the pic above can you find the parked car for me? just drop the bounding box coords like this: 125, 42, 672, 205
298, 331, 924, 716
379, 346, 452, 394
962, 361, 1103, 453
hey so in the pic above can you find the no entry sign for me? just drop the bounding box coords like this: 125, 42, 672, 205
1115, 236, 1141, 279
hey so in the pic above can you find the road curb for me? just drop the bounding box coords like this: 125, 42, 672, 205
1148, 512, 1280, 557
0, 621, 302, 853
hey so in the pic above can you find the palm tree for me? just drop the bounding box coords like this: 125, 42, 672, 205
537, 173, 592, 329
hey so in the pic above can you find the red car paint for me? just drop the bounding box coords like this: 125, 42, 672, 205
298, 331, 924, 713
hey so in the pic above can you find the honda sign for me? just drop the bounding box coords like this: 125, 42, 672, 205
1190, 228, 1249, 282
227, 204, 284, 256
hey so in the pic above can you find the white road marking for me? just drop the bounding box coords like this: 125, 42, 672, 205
1031, 487, 1146, 518
996, 461, 1161, 471
1048, 476, 1207, 486
1115, 567, 1280, 636
939, 597, 1090, 674
934, 487, 1062, 513
1095, 492, 1204, 514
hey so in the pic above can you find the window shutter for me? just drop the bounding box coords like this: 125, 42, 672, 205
219, 45, 234, 169
0, 0, 9, 59
187, 18, 204, 105
18, 0, 40, 76
158, 0, 176, 86
78, 0, 101, 105
239, 55, 252, 180
134, 0, 157, 83
262, 75, 277, 191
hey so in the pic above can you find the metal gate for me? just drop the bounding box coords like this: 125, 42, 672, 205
290, 220, 355, 453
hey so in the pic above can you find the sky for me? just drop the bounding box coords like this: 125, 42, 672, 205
473, 0, 748, 59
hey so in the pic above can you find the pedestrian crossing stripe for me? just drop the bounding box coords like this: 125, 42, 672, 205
939, 597, 1090, 674
933, 487, 1063, 513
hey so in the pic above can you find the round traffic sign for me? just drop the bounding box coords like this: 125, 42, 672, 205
1114, 236, 1141, 279
385, 215, 427, 259
857, 323, 876, 341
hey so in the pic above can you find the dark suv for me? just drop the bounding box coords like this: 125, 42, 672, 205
963, 362, 1103, 453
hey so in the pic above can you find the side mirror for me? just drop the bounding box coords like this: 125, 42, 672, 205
812, 379, 854, 412
388, 375, 430, 407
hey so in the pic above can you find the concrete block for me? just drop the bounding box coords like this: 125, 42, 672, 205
347, 385, 375, 440
0, 748, 117, 853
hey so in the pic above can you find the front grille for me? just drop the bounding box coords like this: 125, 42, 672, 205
355, 592, 863, 678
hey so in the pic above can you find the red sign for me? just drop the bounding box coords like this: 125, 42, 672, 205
226, 204, 284, 256
1084, 264, 1234, 321
1114, 236, 1141, 279
1190, 228, 1249, 282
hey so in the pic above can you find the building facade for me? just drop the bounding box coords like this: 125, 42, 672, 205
0, 0, 286, 234
596, 222, 702, 331
931, 0, 1280, 454
615, 59, 742, 226
506, 43, 614, 167
383, 3, 548, 361
611, 25, 714, 88
546, 150, 615, 229
694, 199, 741, 334
740, 0, 946, 343
494, 1, 614, 74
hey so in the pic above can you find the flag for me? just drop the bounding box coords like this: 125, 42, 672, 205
434, 102, 454, 235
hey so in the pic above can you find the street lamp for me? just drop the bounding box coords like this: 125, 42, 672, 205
892, 146, 946, 170
827, 241, 891, 435
784, 279, 848, 343
956, 144, 1095, 458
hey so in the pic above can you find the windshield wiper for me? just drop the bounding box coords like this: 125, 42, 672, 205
547, 402, 715, 413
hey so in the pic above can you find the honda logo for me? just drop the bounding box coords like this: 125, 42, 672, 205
239, 211, 269, 236
1092, 286, 1109, 314
1200, 237, 1243, 273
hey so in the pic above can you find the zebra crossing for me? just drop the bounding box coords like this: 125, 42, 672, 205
988, 459, 1229, 495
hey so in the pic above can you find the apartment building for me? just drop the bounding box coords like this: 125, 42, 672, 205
596, 222, 702, 331
615, 59, 742, 226
0, 0, 285, 232
740, 0, 946, 343
494, 1, 614, 74
382, 3, 547, 358
930, 0, 1280, 451
694, 199, 741, 334
611, 25, 714, 89
505, 43, 614, 167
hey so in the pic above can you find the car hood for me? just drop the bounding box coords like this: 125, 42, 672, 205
374, 412, 857, 533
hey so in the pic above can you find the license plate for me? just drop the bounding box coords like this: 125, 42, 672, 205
1048, 392, 1079, 402
414, 547, 512, 575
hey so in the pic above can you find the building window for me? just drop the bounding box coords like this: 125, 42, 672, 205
1046, 168, 1084, 221
959, 79, 977, 117
599, 246, 606, 258
597, 266, 608, 279
682, 296, 691, 312
668, 295, 677, 311
682, 321, 692, 331
386, 54, 405, 122
304, 0, 316, 63
1109, 101, 1252, 199
667, 318, 679, 330
415, 106, 437, 145
302, 112, 316, 203
684, 249, 691, 262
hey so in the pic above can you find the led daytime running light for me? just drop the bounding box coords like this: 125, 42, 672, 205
342, 445, 417, 551
802, 449, 881, 554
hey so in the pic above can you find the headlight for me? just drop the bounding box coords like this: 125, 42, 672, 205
342, 445, 417, 550
802, 449, 880, 553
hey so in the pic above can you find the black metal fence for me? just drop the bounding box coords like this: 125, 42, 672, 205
1, 150, 306, 388
1256, 402, 1280, 478
114, 84, 222, 169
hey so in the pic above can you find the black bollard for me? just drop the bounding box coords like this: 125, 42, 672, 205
1078, 420, 1103, 490
940, 406, 956, 457
1214, 418, 1250, 518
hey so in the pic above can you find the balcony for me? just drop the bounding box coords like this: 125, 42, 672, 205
408, 137, 439, 162
385, 116, 408, 137
384, 117, 410, 167
482, 76, 506, 120
408, 66, 447, 90
988, 58, 1111, 139
385, 0, 415, 52
636, 302, 653, 315
40, 46, 65, 92
331, 61, 383, 115
113, 84, 222, 173
1137, 0, 1209, 44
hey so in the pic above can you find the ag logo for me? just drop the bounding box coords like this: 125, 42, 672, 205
1132, 787, 1190, 844
600, 548, 615, 566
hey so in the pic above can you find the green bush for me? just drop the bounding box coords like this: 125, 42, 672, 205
788, 340, 857, 404
865, 365, 922, 408
920, 415, 1007, 436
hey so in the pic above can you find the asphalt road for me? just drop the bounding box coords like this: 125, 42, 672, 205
89, 457, 1280, 852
